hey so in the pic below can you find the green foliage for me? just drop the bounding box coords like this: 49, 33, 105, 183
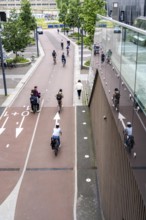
57, 0, 70, 9
69, 32, 81, 38
2, 9, 30, 57
19, 0, 37, 31
6, 56, 29, 64
84, 60, 90, 66
13, 56, 29, 63
60, 0, 106, 45
61, 27, 70, 32
59, 3, 68, 23
81, 0, 106, 42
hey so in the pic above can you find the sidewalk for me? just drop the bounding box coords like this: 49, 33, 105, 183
0, 43, 44, 112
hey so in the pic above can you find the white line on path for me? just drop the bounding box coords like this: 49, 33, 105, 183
0, 99, 44, 220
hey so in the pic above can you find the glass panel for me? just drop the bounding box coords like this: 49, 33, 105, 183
135, 33, 146, 114
121, 29, 137, 92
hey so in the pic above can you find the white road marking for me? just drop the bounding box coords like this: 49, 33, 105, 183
74, 106, 77, 220
86, 178, 91, 182
11, 112, 19, 116
16, 111, 29, 138
53, 112, 60, 125
0, 117, 9, 135
0, 99, 44, 220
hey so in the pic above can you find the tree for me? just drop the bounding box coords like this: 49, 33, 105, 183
58, 3, 68, 23
65, 1, 82, 29
2, 9, 30, 57
19, 0, 37, 31
80, 0, 105, 42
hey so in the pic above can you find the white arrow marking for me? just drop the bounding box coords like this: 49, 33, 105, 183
118, 112, 126, 129
15, 111, 29, 138
0, 117, 9, 135
4, 111, 9, 117
53, 112, 60, 125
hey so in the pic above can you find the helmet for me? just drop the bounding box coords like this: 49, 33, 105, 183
127, 122, 131, 126
59, 89, 62, 92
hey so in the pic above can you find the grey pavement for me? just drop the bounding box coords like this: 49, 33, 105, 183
0, 31, 103, 220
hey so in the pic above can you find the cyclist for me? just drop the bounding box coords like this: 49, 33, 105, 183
66, 45, 70, 56
56, 89, 64, 112
67, 40, 70, 47
61, 52, 66, 66
30, 92, 38, 112
123, 122, 135, 152
61, 39, 64, 50
112, 88, 120, 111
52, 50, 57, 64
52, 123, 62, 146
31, 86, 41, 112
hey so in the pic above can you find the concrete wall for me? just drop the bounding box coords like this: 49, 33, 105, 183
89, 72, 146, 220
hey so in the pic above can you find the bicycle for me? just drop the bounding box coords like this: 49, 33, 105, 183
58, 100, 62, 113
61, 42, 64, 50
53, 56, 56, 64
62, 59, 66, 67
50, 137, 60, 156
67, 48, 69, 56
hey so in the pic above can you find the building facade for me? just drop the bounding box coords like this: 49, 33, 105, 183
106, 0, 146, 24
87, 14, 146, 219
0, 0, 57, 19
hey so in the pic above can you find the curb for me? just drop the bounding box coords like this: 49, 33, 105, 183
2, 42, 45, 107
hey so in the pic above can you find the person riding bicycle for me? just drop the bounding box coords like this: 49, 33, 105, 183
112, 88, 120, 110
61, 53, 66, 65
52, 50, 57, 63
61, 39, 64, 50
123, 122, 134, 150
66, 45, 70, 56
56, 89, 63, 108
67, 40, 70, 47
51, 123, 62, 147
52, 50, 57, 58
31, 86, 41, 112
30, 92, 38, 112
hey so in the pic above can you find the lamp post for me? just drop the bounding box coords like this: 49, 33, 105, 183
0, 34, 7, 96
81, 25, 84, 69
36, 28, 39, 57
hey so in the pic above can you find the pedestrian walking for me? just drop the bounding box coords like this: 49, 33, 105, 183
76, 80, 83, 99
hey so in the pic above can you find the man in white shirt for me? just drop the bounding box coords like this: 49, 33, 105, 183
76, 80, 83, 99
52, 124, 62, 146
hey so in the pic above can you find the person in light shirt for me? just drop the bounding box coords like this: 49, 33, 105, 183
52, 124, 62, 146
76, 80, 83, 99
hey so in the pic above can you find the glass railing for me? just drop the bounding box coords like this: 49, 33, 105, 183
88, 14, 146, 115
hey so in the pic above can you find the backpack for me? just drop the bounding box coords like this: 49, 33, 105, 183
52, 51, 56, 57
115, 92, 120, 100
56, 93, 62, 100
30, 96, 37, 104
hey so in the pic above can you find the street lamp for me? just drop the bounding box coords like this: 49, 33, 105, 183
81, 25, 84, 69
36, 28, 39, 57
0, 34, 7, 96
